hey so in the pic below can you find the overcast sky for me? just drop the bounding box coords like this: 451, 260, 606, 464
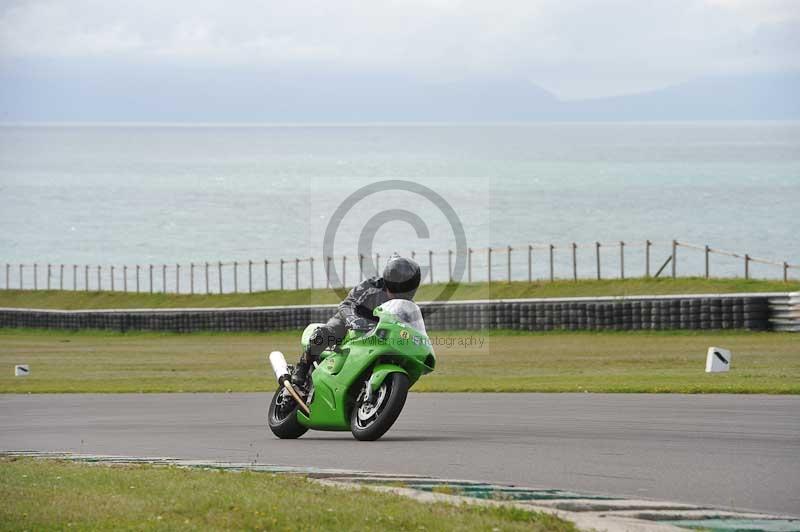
1, 0, 798, 100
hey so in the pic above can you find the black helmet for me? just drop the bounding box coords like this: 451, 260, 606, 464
382, 254, 421, 299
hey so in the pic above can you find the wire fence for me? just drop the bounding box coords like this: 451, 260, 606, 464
2, 239, 797, 294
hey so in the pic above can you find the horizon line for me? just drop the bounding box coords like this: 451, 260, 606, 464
2, 119, 800, 128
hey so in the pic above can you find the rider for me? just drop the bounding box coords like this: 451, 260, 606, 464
291, 253, 421, 387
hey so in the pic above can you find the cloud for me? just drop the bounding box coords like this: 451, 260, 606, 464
1, 0, 798, 98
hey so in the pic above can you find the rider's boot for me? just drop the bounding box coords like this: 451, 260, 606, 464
291, 326, 328, 388
291, 346, 319, 388
290, 360, 310, 388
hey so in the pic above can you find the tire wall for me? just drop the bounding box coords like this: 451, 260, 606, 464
1, 293, 793, 333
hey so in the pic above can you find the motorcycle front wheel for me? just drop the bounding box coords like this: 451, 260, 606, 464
350, 372, 409, 441
268, 387, 308, 439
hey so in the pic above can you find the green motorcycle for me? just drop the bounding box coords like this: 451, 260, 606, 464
268, 299, 436, 441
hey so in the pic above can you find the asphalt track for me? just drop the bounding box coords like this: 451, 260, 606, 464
1, 393, 798, 517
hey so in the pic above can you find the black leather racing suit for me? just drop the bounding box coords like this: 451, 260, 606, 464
302, 276, 392, 363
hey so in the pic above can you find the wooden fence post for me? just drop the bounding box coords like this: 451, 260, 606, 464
595, 242, 601, 280
359, 254, 364, 281
549, 244, 554, 281
136, 265, 140, 293
619, 241, 625, 280
33, 263, 38, 290
295, 258, 299, 290
19, 264, 24, 289
190, 263, 195, 295
162, 265, 167, 293
73, 265, 77, 291
176, 264, 180, 294
468, 248, 472, 283
218, 262, 222, 294
704, 245, 710, 279
205, 262, 210, 294
248, 260, 253, 293
84, 265, 89, 291
111, 266, 115, 292
487, 248, 492, 284
428, 250, 433, 284
264, 260, 269, 291
47, 264, 51, 290
375, 253, 380, 276
645, 240, 651, 277
528, 245, 532, 282
572, 242, 577, 282
507, 246, 512, 283
123, 265, 128, 292
310, 257, 315, 290
5, 264, 9, 290
149, 265, 153, 294
280, 259, 284, 290
233, 262, 238, 293
448, 250, 453, 282
97, 266, 101, 291
784, 262, 789, 282
325, 257, 331, 288
59, 264, 64, 290
671, 240, 677, 278
744, 254, 750, 280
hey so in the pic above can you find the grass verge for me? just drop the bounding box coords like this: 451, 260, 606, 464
0, 277, 796, 310
1, 328, 798, 394
0, 457, 575, 531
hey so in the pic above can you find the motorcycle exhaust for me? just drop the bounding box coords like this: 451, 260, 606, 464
269, 351, 310, 416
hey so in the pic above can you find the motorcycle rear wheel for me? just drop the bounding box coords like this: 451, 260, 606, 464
350, 372, 409, 441
268, 387, 308, 439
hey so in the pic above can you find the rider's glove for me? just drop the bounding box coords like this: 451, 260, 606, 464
347, 317, 374, 332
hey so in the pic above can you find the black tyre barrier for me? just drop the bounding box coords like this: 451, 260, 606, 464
0, 293, 790, 333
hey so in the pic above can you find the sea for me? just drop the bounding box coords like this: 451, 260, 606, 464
1, 122, 798, 291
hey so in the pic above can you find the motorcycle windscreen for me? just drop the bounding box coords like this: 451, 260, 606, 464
380, 299, 427, 335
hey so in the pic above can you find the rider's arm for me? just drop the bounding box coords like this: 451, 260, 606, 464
338, 279, 374, 330
338, 281, 365, 323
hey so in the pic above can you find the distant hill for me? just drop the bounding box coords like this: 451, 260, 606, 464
0, 60, 797, 121
565, 73, 800, 120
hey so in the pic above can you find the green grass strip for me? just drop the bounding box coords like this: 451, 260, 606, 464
0, 457, 575, 531
0, 277, 796, 310
2, 329, 798, 394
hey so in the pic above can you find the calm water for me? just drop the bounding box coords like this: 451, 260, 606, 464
1, 122, 798, 290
